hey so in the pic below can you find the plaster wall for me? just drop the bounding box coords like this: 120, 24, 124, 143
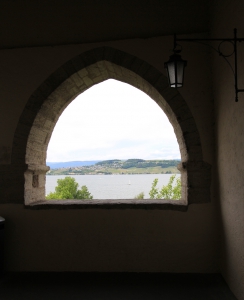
0, 36, 216, 272
211, 0, 244, 298
0, 204, 215, 272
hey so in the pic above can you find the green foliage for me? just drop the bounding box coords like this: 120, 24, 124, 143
46, 176, 93, 200
149, 178, 160, 199
122, 159, 180, 169
134, 192, 145, 199
149, 175, 181, 200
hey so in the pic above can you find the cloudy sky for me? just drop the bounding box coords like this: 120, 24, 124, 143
47, 79, 180, 162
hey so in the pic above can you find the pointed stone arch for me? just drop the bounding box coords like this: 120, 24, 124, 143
11, 47, 211, 206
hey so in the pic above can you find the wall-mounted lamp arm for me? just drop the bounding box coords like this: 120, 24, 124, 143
166, 29, 244, 102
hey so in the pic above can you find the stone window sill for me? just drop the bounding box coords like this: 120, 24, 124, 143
25, 199, 188, 211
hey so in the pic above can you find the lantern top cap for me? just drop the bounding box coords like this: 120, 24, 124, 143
164, 53, 187, 69
168, 53, 187, 62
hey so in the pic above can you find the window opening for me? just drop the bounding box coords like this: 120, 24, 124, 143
21, 49, 211, 207
46, 79, 181, 201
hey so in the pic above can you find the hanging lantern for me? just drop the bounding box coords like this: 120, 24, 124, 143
164, 53, 187, 88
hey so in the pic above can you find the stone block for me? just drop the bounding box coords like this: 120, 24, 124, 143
24, 95, 43, 112
38, 80, 58, 100
114, 65, 123, 77
154, 75, 169, 93
70, 73, 85, 87
87, 64, 103, 79
38, 174, 46, 188
92, 47, 106, 61
121, 55, 136, 69
29, 127, 47, 143
130, 57, 145, 73
161, 85, 179, 99
26, 149, 44, 165
103, 47, 116, 62
180, 118, 199, 133
77, 68, 88, 78
144, 68, 161, 85
103, 61, 115, 74
24, 172, 33, 189
61, 62, 77, 77
137, 62, 151, 77
82, 76, 94, 87
71, 56, 86, 72
82, 51, 98, 67
96, 61, 108, 74
113, 49, 127, 67
24, 189, 32, 205
47, 68, 69, 90
92, 75, 106, 84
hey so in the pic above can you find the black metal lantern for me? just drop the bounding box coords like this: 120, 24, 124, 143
164, 29, 244, 101
164, 53, 187, 88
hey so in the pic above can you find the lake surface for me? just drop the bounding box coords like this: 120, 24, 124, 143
46, 174, 180, 199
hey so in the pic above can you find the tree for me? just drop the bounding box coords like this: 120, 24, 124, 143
149, 175, 181, 200
134, 192, 145, 199
46, 176, 93, 200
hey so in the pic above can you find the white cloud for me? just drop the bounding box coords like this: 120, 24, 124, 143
47, 79, 181, 162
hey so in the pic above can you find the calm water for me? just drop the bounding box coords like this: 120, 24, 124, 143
46, 174, 180, 199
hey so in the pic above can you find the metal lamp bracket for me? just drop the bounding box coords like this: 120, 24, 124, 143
174, 28, 244, 102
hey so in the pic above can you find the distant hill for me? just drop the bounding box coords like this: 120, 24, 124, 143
47, 159, 181, 175
47, 161, 101, 169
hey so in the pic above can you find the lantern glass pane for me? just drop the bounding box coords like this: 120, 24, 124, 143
167, 61, 177, 87
176, 61, 185, 87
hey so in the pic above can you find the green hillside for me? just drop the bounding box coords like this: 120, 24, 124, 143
47, 159, 180, 175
